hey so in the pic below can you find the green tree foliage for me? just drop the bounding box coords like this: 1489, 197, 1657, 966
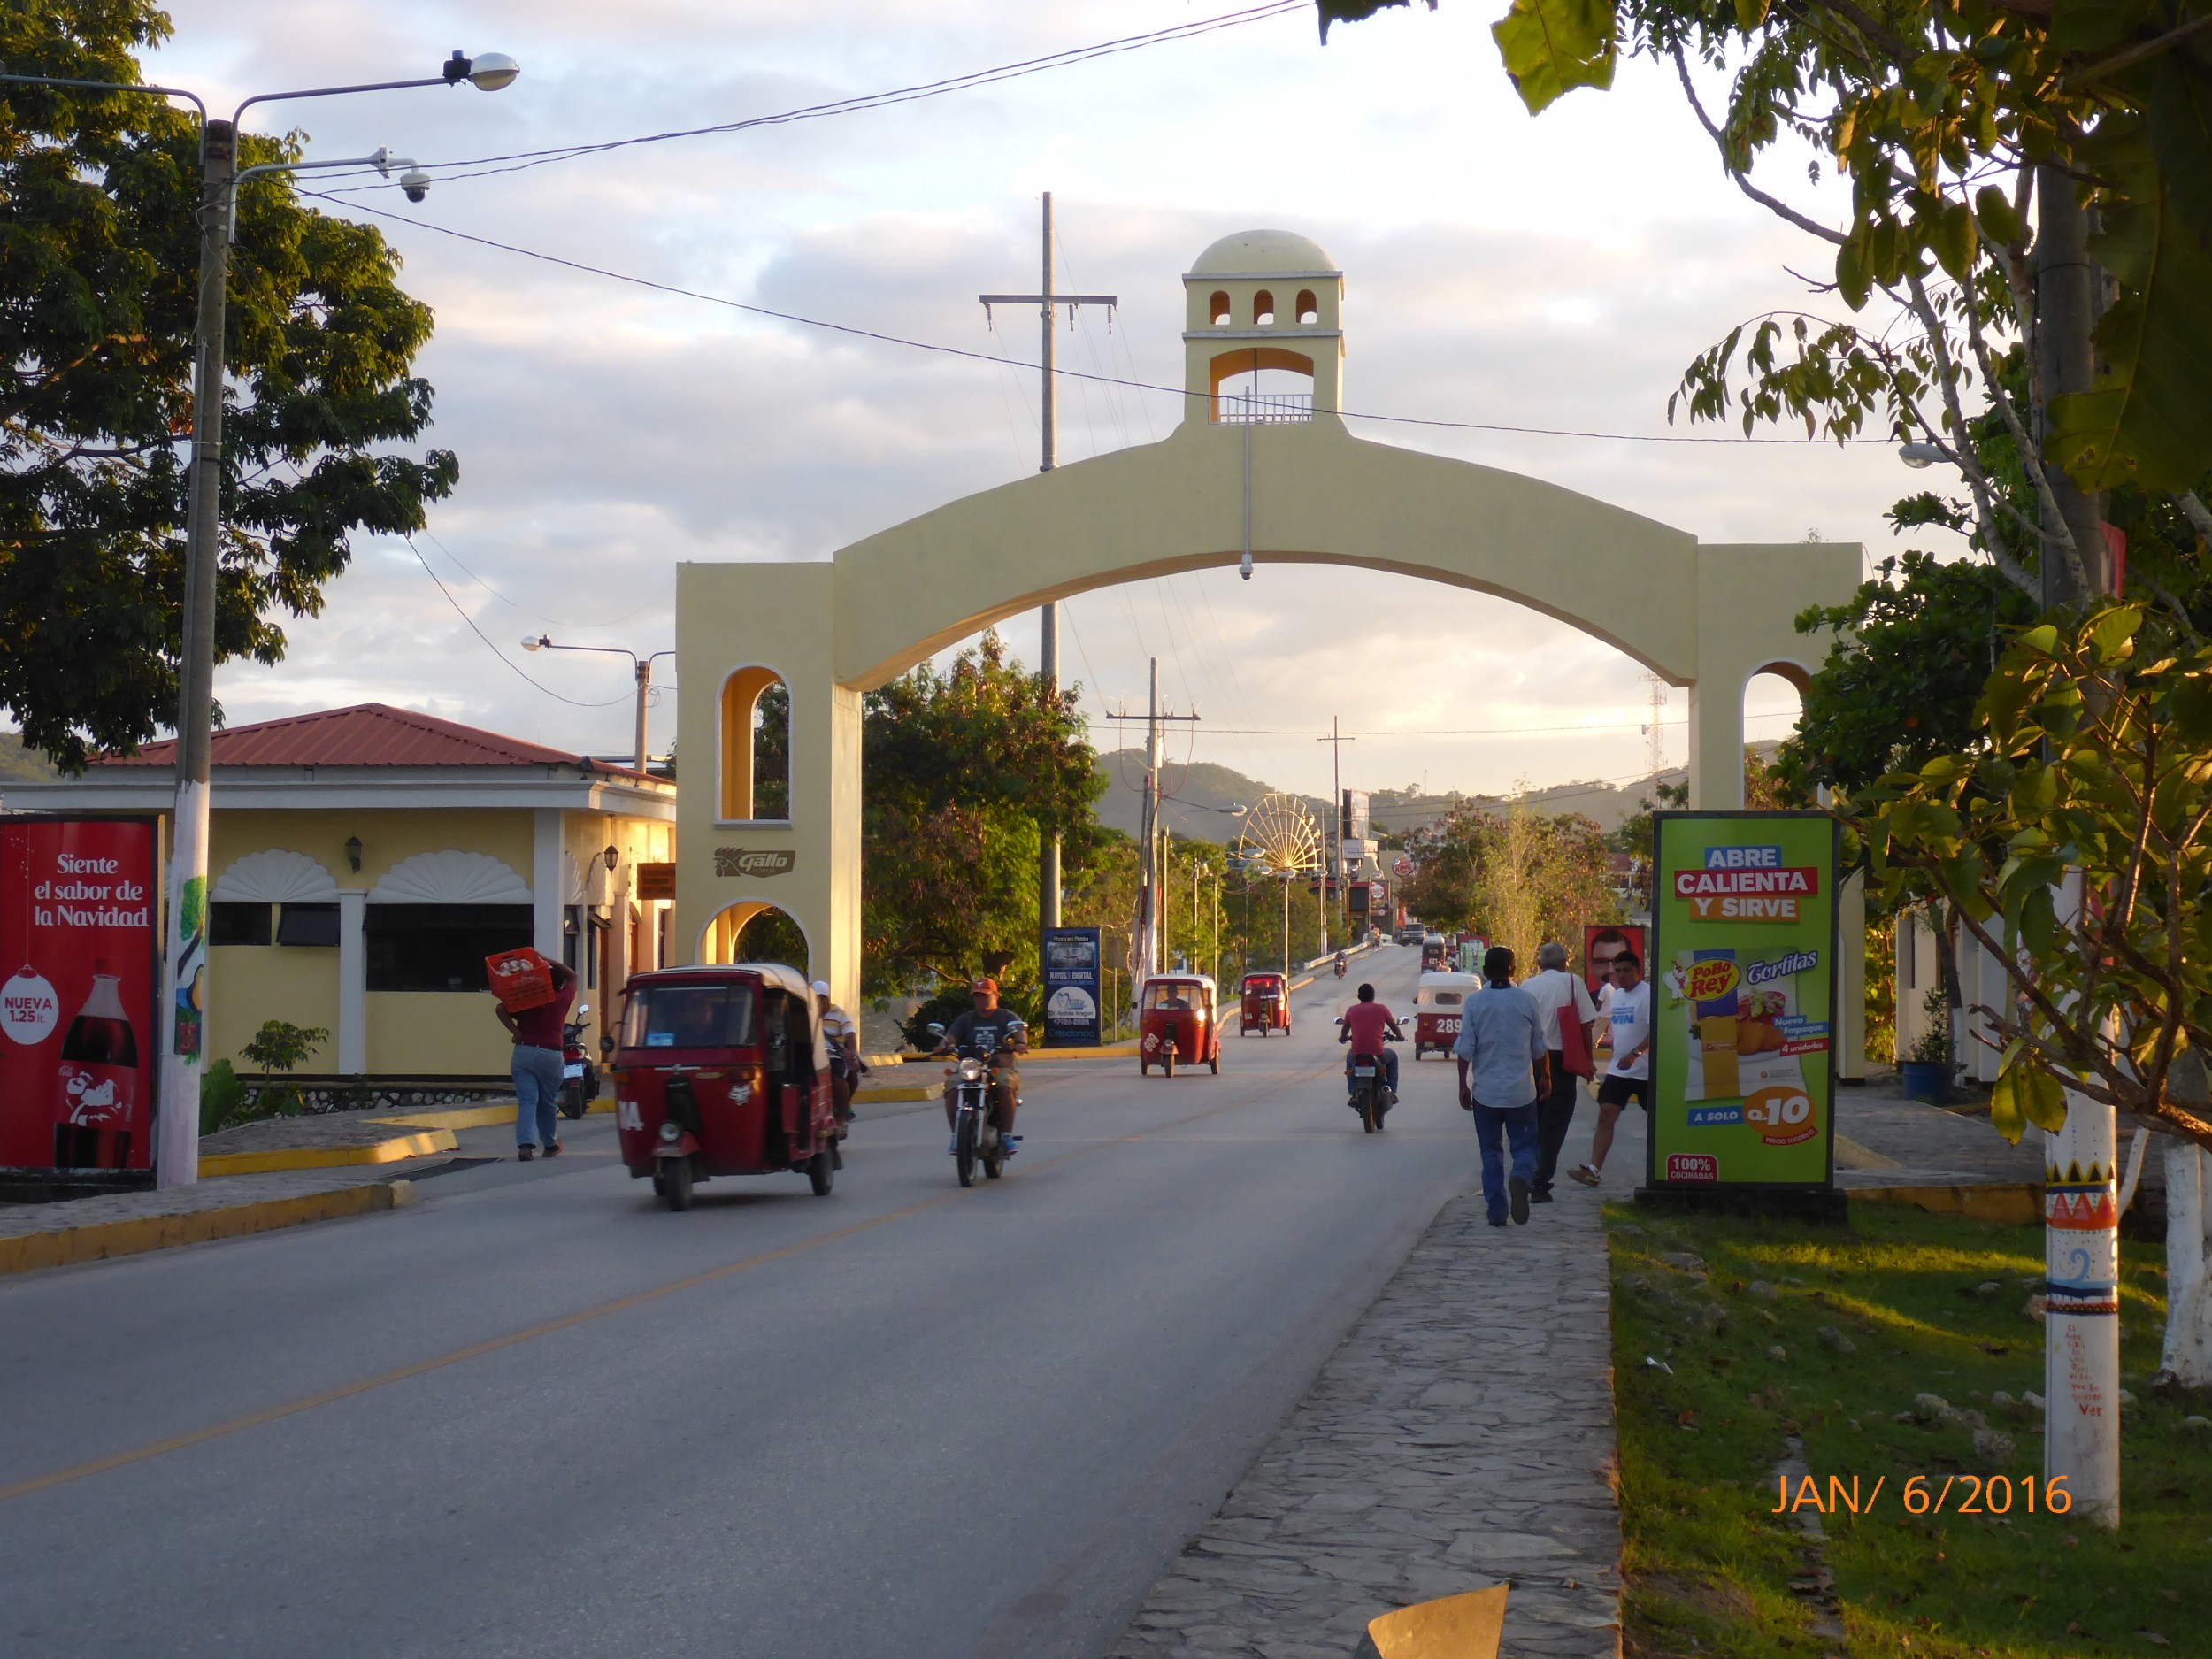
2, 2, 457, 768
1402, 797, 1621, 965
1317, 0, 2212, 594
1775, 553, 2038, 799
1852, 605, 2212, 1150
860, 633, 1105, 1002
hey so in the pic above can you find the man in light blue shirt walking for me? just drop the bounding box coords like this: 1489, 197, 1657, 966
1452, 944, 1551, 1227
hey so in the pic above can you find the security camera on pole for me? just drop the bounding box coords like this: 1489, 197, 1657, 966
2, 49, 520, 1189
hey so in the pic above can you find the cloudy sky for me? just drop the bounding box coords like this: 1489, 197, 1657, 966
143, 0, 1927, 802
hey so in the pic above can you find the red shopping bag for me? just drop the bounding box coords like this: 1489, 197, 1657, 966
1557, 995, 1595, 1079
485, 947, 554, 1012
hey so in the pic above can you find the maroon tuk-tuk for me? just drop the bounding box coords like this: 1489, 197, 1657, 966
1139, 973, 1221, 1077
610, 963, 839, 1210
1240, 971, 1292, 1036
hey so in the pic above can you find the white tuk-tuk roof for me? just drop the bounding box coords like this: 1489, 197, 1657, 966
1413, 970, 1483, 1006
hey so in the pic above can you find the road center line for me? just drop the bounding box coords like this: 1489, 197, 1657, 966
2, 1055, 1335, 1506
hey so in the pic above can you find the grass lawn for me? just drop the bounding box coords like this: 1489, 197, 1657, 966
1606, 1199, 2210, 1657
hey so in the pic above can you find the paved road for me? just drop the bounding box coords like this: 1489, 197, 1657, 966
2, 949, 1482, 1659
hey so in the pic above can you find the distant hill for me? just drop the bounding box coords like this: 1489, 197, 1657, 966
1093, 741, 1782, 844
1092, 750, 1328, 844
0, 733, 58, 785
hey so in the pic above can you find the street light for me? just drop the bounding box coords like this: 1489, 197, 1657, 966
2, 50, 518, 1191
1898, 442, 1947, 469
521, 637, 675, 773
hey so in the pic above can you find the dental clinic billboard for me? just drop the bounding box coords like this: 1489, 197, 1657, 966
1648, 811, 1839, 1191
0, 817, 163, 1177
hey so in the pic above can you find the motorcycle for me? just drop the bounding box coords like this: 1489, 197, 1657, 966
558, 1002, 601, 1119
1344, 1033, 1402, 1134
1333, 956, 1348, 979
930, 1018, 1023, 1187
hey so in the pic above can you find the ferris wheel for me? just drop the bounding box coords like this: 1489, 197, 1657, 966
1237, 793, 1321, 877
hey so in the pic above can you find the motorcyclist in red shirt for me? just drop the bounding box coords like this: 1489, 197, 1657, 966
1338, 982, 1404, 1104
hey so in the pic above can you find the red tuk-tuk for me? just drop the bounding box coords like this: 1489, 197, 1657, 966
1240, 971, 1291, 1036
1139, 973, 1221, 1076
1411, 971, 1481, 1059
610, 963, 840, 1210
1420, 933, 1448, 972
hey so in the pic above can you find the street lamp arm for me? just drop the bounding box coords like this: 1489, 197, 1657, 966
233, 76, 450, 124
234, 151, 415, 187
522, 636, 643, 665
0, 72, 205, 119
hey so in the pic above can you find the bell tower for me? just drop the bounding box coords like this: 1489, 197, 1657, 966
1181, 228, 1344, 425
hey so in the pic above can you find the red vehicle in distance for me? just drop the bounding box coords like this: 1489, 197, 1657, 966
1240, 972, 1291, 1036
608, 963, 840, 1210
1139, 973, 1221, 1077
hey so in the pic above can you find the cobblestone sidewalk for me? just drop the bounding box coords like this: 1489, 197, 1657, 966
1109, 1192, 1623, 1659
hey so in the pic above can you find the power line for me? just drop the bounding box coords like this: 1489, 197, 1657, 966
306, 193, 1878, 448
313, 4, 1308, 191
412, 527, 672, 630
404, 536, 634, 708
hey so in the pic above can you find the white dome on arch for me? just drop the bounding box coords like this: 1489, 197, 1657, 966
1188, 228, 1339, 275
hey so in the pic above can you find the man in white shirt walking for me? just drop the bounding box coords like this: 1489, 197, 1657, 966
1568, 949, 1652, 1187
1523, 941, 1601, 1202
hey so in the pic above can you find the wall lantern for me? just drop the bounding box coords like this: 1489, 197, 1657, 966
603, 844, 620, 873
344, 835, 363, 873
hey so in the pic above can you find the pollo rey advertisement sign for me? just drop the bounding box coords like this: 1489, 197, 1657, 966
1, 818, 163, 1176
1649, 812, 1839, 1190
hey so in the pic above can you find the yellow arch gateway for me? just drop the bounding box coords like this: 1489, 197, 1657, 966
674, 228, 1861, 1020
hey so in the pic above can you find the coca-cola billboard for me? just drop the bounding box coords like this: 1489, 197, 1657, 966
1, 818, 162, 1175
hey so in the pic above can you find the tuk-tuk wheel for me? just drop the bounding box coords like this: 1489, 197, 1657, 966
1210, 1054, 1220, 1075
1163, 1048, 1176, 1079
651, 1173, 666, 1197
663, 1157, 695, 1210
807, 1144, 834, 1196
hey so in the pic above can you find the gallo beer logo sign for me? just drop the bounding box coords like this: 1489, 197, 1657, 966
714, 846, 795, 879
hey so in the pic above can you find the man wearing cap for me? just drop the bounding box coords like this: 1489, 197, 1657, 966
814, 980, 860, 1125
932, 977, 1027, 1154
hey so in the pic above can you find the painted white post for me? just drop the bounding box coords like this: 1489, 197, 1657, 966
2042, 877, 2121, 1526
336, 888, 367, 1075
2161, 1141, 2212, 1387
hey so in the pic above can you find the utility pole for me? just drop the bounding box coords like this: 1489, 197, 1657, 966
980, 192, 1116, 1013
1318, 718, 1356, 953
1113, 658, 1198, 979
2033, 164, 2120, 1528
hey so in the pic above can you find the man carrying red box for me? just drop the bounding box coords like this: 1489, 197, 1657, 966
494, 954, 578, 1160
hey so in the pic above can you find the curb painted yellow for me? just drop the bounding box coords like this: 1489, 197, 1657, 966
0, 1179, 413, 1277
367, 1098, 615, 1133
370, 1103, 518, 1131
854, 1084, 935, 1103
1832, 1133, 1901, 1171
1025, 1041, 1143, 1063
199, 1130, 457, 1178
1848, 1183, 2040, 1226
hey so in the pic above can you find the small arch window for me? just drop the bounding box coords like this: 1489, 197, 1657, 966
1296, 289, 1319, 326
1252, 289, 1275, 326
719, 666, 790, 822
1209, 290, 1232, 326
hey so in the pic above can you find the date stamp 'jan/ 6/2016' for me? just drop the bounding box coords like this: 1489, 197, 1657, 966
1773, 1473, 2074, 1517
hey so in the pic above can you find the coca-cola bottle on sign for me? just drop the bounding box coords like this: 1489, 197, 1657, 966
54, 958, 139, 1170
